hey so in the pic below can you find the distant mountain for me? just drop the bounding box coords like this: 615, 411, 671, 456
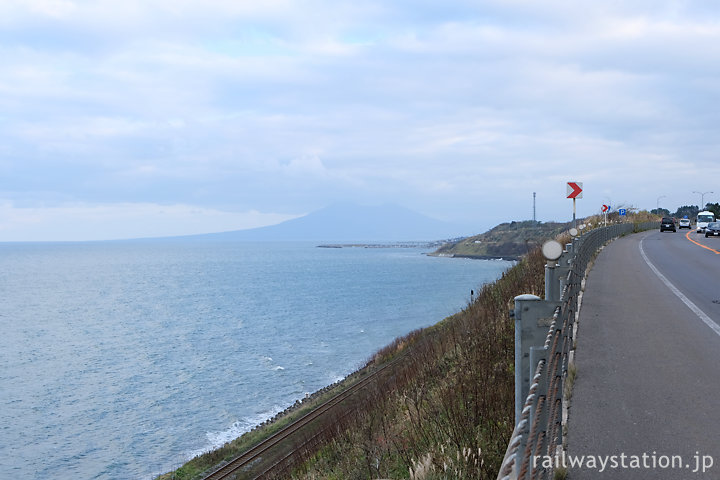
193, 203, 465, 242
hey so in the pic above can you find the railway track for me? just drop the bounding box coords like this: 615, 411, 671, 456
201, 350, 409, 480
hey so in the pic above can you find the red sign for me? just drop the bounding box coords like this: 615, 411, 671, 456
567, 182, 583, 199
602, 204, 609, 212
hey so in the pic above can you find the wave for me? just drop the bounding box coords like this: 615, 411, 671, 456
186, 405, 288, 460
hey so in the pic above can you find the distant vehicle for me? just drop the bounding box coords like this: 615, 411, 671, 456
678, 218, 691, 229
696, 211, 716, 233
705, 222, 720, 237
660, 217, 676, 232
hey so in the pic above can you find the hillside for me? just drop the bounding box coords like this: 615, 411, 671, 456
431, 220, 571, 260
158, 247, 548, 480
156, 219, 568, 480
157, 214, 656, 480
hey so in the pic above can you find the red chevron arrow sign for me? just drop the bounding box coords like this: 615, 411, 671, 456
567, 182, 583, 199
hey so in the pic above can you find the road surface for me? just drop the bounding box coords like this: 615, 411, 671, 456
567, 228, 720, 479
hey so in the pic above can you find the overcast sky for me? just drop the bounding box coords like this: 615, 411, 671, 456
2, 0, 720, 240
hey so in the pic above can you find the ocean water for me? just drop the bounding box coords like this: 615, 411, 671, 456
0, 241, 512, 480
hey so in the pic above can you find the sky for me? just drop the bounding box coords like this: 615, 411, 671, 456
2, 0, 720, 241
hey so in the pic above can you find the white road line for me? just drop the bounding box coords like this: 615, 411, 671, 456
639, 236, 720, 337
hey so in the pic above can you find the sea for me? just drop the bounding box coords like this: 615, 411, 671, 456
0, 240, 513, 480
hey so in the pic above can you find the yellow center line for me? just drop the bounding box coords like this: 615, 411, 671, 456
685, 230, 720, 254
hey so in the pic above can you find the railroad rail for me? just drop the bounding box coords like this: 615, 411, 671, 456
201, 350, 409, 480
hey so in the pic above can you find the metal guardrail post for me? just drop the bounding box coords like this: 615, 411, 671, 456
513, 295, 560, 425
500, 221, 661, 480
528, 345, 548, 423
544, 261, 559, 302
555, 249, 573, 299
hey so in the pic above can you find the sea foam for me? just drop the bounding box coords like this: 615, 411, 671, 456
186, 404, 288, 459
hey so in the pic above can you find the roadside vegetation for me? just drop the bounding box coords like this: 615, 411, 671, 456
158, 244, 547, 480
284, 213, 658, 479
279, 246, 548, 479
158, 212, 660, 480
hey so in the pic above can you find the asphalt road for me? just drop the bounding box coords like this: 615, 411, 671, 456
566, 227, 720, 479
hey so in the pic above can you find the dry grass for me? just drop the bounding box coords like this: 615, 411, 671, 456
287, 248, 547, 479
158, 214, 658, 480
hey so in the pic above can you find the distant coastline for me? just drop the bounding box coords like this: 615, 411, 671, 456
426, 252, 520, 261
316, 241, 448, 249
315, 243, 517, 260
315, 220, 569, 262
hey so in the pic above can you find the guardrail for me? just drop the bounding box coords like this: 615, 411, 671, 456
497, 221, 658, 480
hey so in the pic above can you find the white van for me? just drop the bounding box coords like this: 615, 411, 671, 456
696, 211, 716, 233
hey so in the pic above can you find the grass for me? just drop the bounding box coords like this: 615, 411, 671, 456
158, 211, 660, 480
564, 363, 577, 402
156, 247, 545, 479
282, 247, 548, 479
284, 213, 658, 479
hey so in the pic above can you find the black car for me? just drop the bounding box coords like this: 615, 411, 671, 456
660, 217, 676, 232
705, 222, 720, 237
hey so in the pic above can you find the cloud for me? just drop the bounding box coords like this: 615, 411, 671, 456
0, 202, 300, 241
2, 1, 720, 239
283, 154, 328, 176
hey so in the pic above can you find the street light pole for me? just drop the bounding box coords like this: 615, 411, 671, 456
693, 191, 714, 209
657, 195, 666, 212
